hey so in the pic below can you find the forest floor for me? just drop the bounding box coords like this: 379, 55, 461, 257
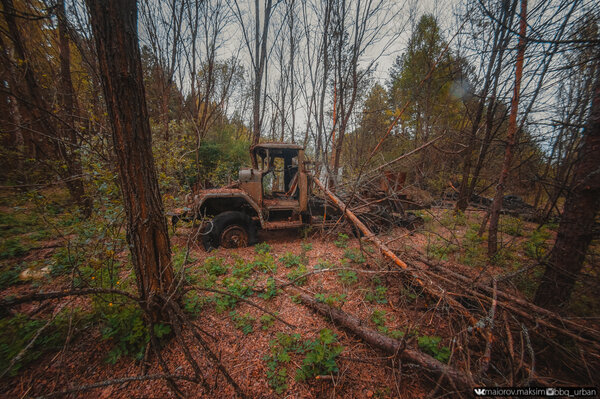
1, 189, 598, 398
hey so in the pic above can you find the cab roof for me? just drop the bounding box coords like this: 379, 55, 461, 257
251, 142, 304, 151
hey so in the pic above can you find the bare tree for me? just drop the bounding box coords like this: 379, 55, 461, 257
139, 0, 185, 143
487, 0, 527, 257
232, 0, 275, 155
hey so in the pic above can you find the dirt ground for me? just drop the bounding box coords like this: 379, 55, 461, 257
1, 207, 597, 398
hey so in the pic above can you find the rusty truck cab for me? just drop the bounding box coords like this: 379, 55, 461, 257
239, 143, 308, 229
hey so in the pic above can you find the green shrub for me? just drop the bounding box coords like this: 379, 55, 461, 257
365, 285, 388, 304
440, 210, 467, 228
344, 248, 366, 264
0, 238, 28, 259
259, 277, 280, 300
252, 252, 277, 273
370, 310, 387, 330
50, 247, 80, 277
230, 311, 255, 335
279, 252, 303, 268
500, 216, 524, 237
426, 242, 458, 261
523, 227, 551, 259
183, 291, 206, 317
334, 233, 349, 248
337, 269, 358, 285
287, 264, 308, 286
0, 312, 76, 376
214, 277, 254, 313
204, 256, 228, 276
255, 242, 271, 254
295, 329, 344, 381
460, 224, 486, 268
264, 333, 303, 393
417, 335, 450, 363
314, 260, 334, 270
0, 265, 22, 289
100, 304, 161, 364
231, 257, 255, 279
315, 292, 346, 307
260, 314, 276, 330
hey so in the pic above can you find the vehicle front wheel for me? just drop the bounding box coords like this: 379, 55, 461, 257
202, 211, 256, 250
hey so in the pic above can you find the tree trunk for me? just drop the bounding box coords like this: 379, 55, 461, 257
487, 0, 527, 257
251, 0, 273, 154
85, 0, 175, 320
57, 0, 92, 218
456, 3, 506, 212
533, 68, 600, 309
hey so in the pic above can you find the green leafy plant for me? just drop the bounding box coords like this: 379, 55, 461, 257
254, 242, 271, 254
264, 333, 303, 393
0, 264, 22, 290
500, 216, 524, 237
231, 257, 255, 279
50, 247, 80, 277
301, 242, 313, 252
314, 260, 334, 270
460, 224, 486, 268
0, 238, 28, 260
260, 314, 276, 330
99, 304, 170, 364
252, 252, 277, 273
365, 285, 387, 304
315, 292, 346, 307
214, 277, 254, 313
279, 252, 303, 268
417, 335, 450, 363
523, 227, 551, 259
440, 210, 467, 228
230, 311, 255, 335
259, 277, 280, 300
203, 256, 228, 276
287, 264, 308, 286
295, 329, 344, 381
334, 233, 349, 248
183, 291, 206, 317
337, 269, 358, 285
344, 248, 366, 264
0, 311, 78, 376
426, 242, 458, 261
370, 310, 387, 330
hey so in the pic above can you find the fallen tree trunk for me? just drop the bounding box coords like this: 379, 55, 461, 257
312, 177, 479, 327
293, 290, 474, 392
411, 255, 600, 350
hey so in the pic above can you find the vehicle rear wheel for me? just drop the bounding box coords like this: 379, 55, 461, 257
202, 211, 256, 250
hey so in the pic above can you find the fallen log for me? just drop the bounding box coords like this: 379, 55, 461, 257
312, 177, 479, 327
411, 255, 600, 350
293, 290, 474, 392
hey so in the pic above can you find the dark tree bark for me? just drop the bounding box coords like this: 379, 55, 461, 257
533, 68, 600, 309
85, 0, 175, 319
487, 0, 527, 257
57, 0, 92, 217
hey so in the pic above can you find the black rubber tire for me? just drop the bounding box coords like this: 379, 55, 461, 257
202, 211, 257, 251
